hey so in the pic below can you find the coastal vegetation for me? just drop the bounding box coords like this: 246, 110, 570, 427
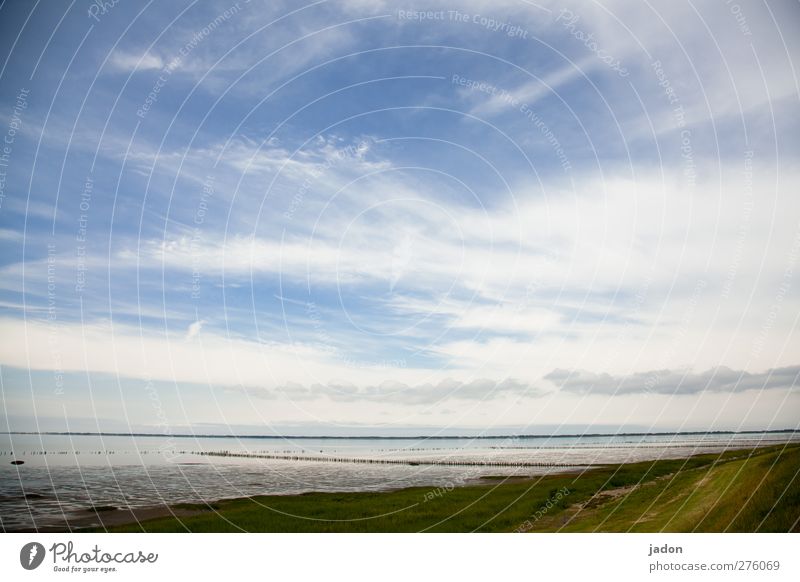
92, 443, 800, 533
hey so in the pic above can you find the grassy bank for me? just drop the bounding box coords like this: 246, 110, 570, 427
92, 443, 800, 533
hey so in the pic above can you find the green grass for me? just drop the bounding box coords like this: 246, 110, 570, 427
92, 444, 800, 533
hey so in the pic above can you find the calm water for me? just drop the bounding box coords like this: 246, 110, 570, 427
1, 432, 796, 531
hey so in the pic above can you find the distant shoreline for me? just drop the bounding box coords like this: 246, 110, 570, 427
3, 429, 798, 440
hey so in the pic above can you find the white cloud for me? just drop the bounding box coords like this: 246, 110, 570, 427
0, 317, 427, 389
186, 319, 206, 339
546, 365, 800, 395
248, 377, 547, 403
470, 54, 599, 116
109, 51, 164, 72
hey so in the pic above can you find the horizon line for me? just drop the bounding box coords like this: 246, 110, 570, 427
2, 428, 798, 440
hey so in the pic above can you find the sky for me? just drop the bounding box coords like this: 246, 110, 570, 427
0, 0, 798, 436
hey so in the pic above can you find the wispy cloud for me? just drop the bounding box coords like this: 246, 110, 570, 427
469, 54, 599, 116
247, 377, 547, 404
109, 51, 165, 72
546, 365, 800, 395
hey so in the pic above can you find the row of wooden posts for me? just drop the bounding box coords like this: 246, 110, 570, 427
2, 448, 596, 468
197, 450, 592, 468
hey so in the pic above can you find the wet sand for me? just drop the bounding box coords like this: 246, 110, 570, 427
7, 504, 210, 532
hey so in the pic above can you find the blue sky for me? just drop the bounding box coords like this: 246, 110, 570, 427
0, 0, 798, 435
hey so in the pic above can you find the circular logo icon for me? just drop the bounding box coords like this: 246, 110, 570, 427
20, 542, 46, 570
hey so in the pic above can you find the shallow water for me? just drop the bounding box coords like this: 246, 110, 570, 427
1, 432, 796, 531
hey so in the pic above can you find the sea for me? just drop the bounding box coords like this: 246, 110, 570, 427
1, 431, 797, 531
